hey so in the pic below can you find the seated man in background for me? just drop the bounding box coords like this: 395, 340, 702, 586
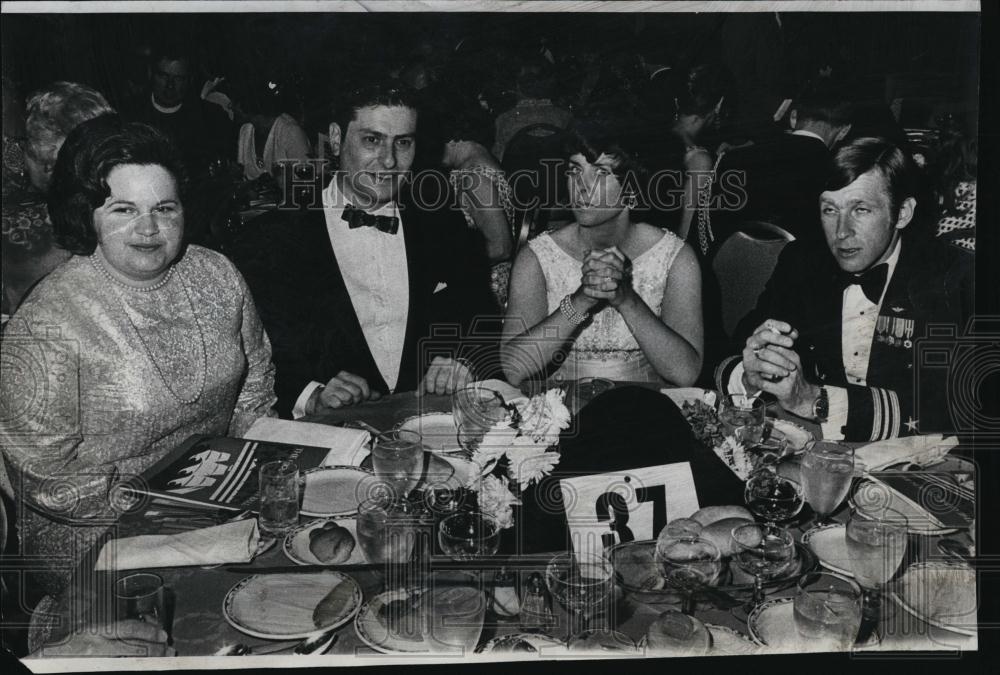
717, 137, 972, 441
229, 81, 498, 418
712, 85, 853, 246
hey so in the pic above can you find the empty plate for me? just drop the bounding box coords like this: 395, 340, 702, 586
801, 524, 854, 577
891, 562, 977, 637
223, 571, 362, 639
398, 413, 461, 453
301, 466, 374, 517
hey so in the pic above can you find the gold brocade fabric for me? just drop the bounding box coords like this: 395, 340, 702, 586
0, 245, 276, 593
528, 229, 684, 383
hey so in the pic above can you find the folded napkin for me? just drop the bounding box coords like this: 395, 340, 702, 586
95, 519, 260, 571
242, 417, 370, 466
855, 434, 958, 471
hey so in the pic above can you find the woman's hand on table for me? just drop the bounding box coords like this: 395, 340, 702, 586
32, 620, 175, 658
309, 371, 381, 412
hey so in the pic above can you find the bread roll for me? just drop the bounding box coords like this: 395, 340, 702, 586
690, 505, 754, 526
645, 611, 710, 655
699, 517, 755, 558
309, 523, 356, 563
312, 581, 357, 628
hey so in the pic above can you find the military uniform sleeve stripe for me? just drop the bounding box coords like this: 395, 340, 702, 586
870, 388, 883, 441
886, 388, 901, 438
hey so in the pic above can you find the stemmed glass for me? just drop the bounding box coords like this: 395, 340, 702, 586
719, 393, 766, 447
793, 572, 863, 652
654, 536, 723, 615
453, 386, 508, 452
801, 441, 855, 525
438, 511, 501, 561
744, 469, 805, 527
371, 430, 424, 501
845, 505, 908, 642
545, 551, 615, 639
731, 523, 796, 611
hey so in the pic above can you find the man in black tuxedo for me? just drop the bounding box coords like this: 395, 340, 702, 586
230, 83, 498, 418
717, 137, 972, 441
712, 89, 853, 245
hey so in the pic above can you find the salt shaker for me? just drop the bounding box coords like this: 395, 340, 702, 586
490, 567, 520, 618
518, 572, 553, 633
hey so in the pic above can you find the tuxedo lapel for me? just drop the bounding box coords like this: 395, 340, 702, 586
396, 189, 431, 392
307, 209, 389, 392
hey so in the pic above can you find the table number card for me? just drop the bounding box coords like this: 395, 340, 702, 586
559, 462, 699, 557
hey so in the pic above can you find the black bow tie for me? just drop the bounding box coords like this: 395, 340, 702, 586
342, 204, 399, 234
839, 263, 889, 304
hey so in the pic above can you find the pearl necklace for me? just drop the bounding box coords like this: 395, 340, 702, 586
88, 254, 175, 291
90, 254, 208, 405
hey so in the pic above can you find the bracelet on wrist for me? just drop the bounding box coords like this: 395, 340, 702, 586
559, 294, 589, 326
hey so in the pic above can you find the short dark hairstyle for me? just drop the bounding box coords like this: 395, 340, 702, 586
48, 115, 188, 255
824, 137, 918, 218
793, 83, 854, 127
149, 43, 192, 71
432, 93, 495, 148
330, 81, 421, 138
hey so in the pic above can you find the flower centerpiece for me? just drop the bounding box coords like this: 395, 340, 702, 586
463, 388, 571, 529
680, 397, 756, 481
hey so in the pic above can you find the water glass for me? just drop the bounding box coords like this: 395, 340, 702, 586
546, 552, 615, 638
371, 430, 424, 500
801, 441, 855, 523
115, 573, 167, 632
719, 393, 766, 446
424, 581, 488, 654
438, 511, 501, 561
846, 505, 908, 642
794, 572, 863, 652
258, 459, 299, 537
356, 495, 420, 566
452, 385, 508, 433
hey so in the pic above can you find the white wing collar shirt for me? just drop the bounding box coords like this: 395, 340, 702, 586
292, 179, 409, 418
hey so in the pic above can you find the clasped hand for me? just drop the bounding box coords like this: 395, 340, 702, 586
576, 247, 634, 309
741, 319, 819, 419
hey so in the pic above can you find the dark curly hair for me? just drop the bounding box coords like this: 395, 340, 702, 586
330, 81, 421, 138
47, 115, 188, 255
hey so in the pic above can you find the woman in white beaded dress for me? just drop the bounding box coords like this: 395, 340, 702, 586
0, 116, 277, 593
500, 111, 704, 387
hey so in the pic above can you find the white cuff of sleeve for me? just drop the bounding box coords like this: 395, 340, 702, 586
727, 363, 748, 396
820, 386, 849, 441
292, 381, 325, 419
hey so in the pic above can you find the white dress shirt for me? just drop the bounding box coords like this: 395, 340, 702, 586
727, 239, 902, 440
291, 179, 409, 418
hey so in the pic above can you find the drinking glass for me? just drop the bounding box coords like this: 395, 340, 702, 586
731, 523, 796, 610
719, 393, 766, 447
438, 511, 501, 561
258, 459, 299, 537
793, 572, 863, 652
845, 506, 908, 639
452, 386, 508, 435
115, 573, 167, 634
801, 441, 855, 524
424, 581, 488, 654
371, 430, 424, 500
545, 551, 615, 638
654, 536, 722, 615
357, 495, 420, 589
744, 469, 805, 526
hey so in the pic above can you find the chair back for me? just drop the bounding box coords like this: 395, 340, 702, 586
502, 123, 568, 238
711, 222, 794, 339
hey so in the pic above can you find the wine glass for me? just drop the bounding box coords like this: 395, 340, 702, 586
731, 523, 796, 611
356, 494, 421, 590
438, 511, 501, 561
545, 551, 615, 639
719, 393, 766, 447
845, 505, 908, 642
801, 441, 855, 524
452, 386, 507, 444
371, 429, 424, 500
654, 536, 722, 615
744, 468, 805, 526
793, 572, 863, 652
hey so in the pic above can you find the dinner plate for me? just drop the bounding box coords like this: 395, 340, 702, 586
638, 624, 759, 656
354, 587, 432, 654
747, 597, 878, 652
891, 562, 977, 637
398, 413, 462, 453
801, 524, 854, 577
283, 516, 367, 566
850, 478, 959, 536
301, 466, 374, 517
223, 571, 362, 639
476, 633, 568, 655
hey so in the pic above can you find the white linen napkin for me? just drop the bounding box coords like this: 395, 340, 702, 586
242, 417, 370, 466
94, 519, 260, 571
854, 434, 959, 471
